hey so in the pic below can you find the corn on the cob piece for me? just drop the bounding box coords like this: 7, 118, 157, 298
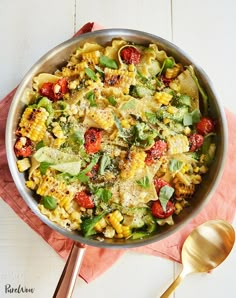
18, 107, 49, 142
16, 158, 31, 172
106, 210, 123, 234
61, 61, 88, 78
165, 63, 182, 79
86, 108, 114, 130
81, 50, 101, 65
37, 175, 75, 207
119, 150, 146, 179
104, 68, 135, 94
94, 217, 107, 232
167, 134, 189, 154
154, 92, 173, 105
174, 181, 195, 198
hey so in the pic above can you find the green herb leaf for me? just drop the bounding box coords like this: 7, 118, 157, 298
191, 109, 201, 124
159, 185, 175, 212
77, 172, 90, 183
133, 122, 157, 148
178, 94, 191, 107
169, 159, 183, 172
41, 196, 57, 210
39, 161, 52, 175
85, 67, 98, 81
107, 96, 117, 106
136, 176, 150, 189
36, 140, 45, 151
72, 130, 84, 146
95, 188, 112, 203
99, 56, 118, 69
86, 90, 97, 107
120, 98, 137, 110
160, 57, 175, 74
145, 112, 158, 124
183, 113, 193, 126
99, 154, 111, 175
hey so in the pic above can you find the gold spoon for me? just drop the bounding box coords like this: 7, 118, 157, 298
160, 219, 235, 298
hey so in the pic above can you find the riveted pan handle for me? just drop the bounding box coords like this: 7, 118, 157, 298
53, 242, 86, 298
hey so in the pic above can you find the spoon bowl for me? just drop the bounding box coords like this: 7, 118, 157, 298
160, 219, 235, 298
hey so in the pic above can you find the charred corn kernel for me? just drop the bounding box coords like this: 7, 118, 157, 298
16, 158, 31, 172
181, 164, 190, 174
106, 210, 123, 234
52, 122, 64, 138
154, 92, 173, 105
165, 64, 182, 79
163, 118, 171, 124
121, 119, 130, 128
95, 217, 107, 232
199, 165, 208, 174
174, 202, 183, 215
37, 175, 75, 206
193, 166, 200, 173
61, 61, 88, 78
68, 80, 79, 90
70, 211, 81, 221
191, 174, 202, 184
122, 225, 131, 238
104, 68, 135, 94
167, 135, 189, 154
53, 138, 66, 148
175, 181, 195, 198
19, 107, 49, 142
128, 64, 135, 72
115, 233, 124, 239
25, 180, 36, 190
81, 50, 101, 65
87, 108, 114, 130
183, 126, 191, 136
104, 226, 115, 238
120, 150, 146, 179
167, 106, 178, 114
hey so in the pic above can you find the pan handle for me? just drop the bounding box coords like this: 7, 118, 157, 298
53, 242, 86, 298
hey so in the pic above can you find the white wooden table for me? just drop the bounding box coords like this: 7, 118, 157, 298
0, 1, 236, 297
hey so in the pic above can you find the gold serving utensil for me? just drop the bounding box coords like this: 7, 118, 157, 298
160, 219, 235, 298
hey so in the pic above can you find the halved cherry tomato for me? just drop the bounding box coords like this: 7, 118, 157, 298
153, 178, 170, 195
145, 140, 167, 165
120, 47, 141, 65
84, 128, 102, 154
161, 75, 174, 86
74, 191, 94, 209
196, 117, 215, 136
151, 200, 175, 219
14, 137, 33, 158
39, 78, 68, 101
189, 133, 204, 152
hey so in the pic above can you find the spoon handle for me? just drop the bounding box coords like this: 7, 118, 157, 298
160, 270, 187, 298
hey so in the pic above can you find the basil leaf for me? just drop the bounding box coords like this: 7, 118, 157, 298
85, 67, 98, 81
77, 172, 89, 183
169, 159, 183, 172
191, 109, 201, 124
41, 196, 57, 210
40, 161, 52, 175
72, 131, 84, 146
145, 112, 157, 124
136, 176, 150, 189
159, 185, 174, 212
86, 90, 97, 107
36, 140, 45, 151
99, 154, 111, 175
107, 96, 117, 106
95, 188, 112, 203
99, 55, 118, 69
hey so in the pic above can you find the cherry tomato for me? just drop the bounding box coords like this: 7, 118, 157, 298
153, 178, 170, 195
74, 191, 94, 209
40, 82, 54, 100
39, 78, 68, 101
189, 133, 204, 151
145, 140, 167, 165
84, 128, 102, 154
151, 200, 175, 219
120, 46, 141, 65
196, 117, 215, 136
14, 137, 33, 158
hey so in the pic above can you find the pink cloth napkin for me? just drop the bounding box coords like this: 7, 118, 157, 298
1, 22, 236, 283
